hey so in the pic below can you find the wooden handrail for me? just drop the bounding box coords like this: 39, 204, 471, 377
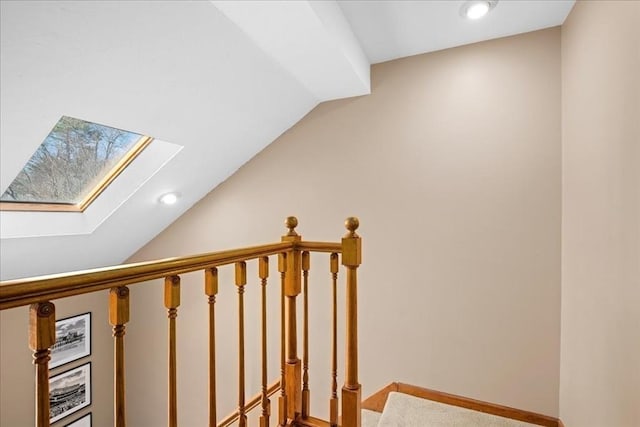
0, 241, 342, 310
0, 242, 293, 310
218, 380, 281, 427
297, 241, 342, 253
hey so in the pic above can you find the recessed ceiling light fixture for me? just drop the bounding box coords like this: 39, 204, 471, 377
159, 192, 179, 205
460, 0, 498, 20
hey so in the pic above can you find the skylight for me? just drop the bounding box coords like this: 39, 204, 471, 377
0, 116, 152, 212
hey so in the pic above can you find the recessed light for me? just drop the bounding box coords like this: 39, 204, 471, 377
460, 1, 497, 20
159, 192, 179, 205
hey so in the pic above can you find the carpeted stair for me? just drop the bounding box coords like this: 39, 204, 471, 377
362, 392, 542, 427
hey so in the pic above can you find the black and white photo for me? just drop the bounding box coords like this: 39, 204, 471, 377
51, 312, 91, 369
49, 363, 92, 424
64, 413, 92, 427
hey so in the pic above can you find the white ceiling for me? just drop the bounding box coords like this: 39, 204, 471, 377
0, 0, 574, 280
340, 0, 575, 63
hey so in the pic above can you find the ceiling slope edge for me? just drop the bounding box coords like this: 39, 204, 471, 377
211, 0, 371, 101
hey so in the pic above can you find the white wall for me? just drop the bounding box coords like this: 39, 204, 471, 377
127, 27, 562, 425
560, 1, 640, 426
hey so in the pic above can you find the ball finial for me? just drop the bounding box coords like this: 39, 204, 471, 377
345, 217, 359, 236
37, 302, 55, 317
285, 216, 298, 235
116, 287, 130, 298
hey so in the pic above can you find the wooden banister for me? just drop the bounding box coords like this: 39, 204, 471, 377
235, 261, 248, 427
302, 251, 311, 418
329, 253, 339, 427
164, 275, 181, 427
204, 268, 219, 427
259, 256, 271, 427
0, 217, 361, 427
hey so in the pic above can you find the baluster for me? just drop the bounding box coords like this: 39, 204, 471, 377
302, 251, 311, 418
341, 218, 362, 427
235, 261, 248, 427
165, 275, 181, 427
282, 217, 302, 420
29, 302, 55, 427
278, 252, 288, 427
204, 268, 218, 427
110, 287, 130, 427
259, 257, 270, 427
329, 253, 339, 427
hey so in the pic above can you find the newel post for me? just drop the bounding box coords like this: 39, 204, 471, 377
341, 217, 362, 427
282, 216, 302, 421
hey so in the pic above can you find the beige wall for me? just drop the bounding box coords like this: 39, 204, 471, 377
0, 292, 113, 427
126, 27, 562, 424
560, 1, 640, 426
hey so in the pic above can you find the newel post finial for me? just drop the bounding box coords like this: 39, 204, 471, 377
344, 217, 359, 238
285, 216, 299, 237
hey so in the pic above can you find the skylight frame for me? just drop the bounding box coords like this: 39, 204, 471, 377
0, 134, 154, 213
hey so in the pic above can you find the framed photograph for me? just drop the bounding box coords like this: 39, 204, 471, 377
64, 413, 92, 427
49, 363, 92, 424
51, 312, 91, 369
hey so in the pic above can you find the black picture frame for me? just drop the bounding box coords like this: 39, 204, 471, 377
51, 312, 91, 369
63, 412, 92, 427
49, 362, 92, 424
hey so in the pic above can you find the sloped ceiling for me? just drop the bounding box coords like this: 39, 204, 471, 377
0, 0, 574, 280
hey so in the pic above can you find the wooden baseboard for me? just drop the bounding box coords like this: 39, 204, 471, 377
362, 382, 562, 427
361, 382, 399, 412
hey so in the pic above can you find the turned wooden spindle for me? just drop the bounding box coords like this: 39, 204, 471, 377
282, 216, 302, 420
164, 275, 181, 427
205, 268, 219, 427
341, 217, 362, 427
278, 252, 288, 427
259, 257, 271, 427
302, 251, 311, 418
29, 302, 55, 427
329, 253, 339, 427
109, 286, 130, 427
235, 261, 248, 427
